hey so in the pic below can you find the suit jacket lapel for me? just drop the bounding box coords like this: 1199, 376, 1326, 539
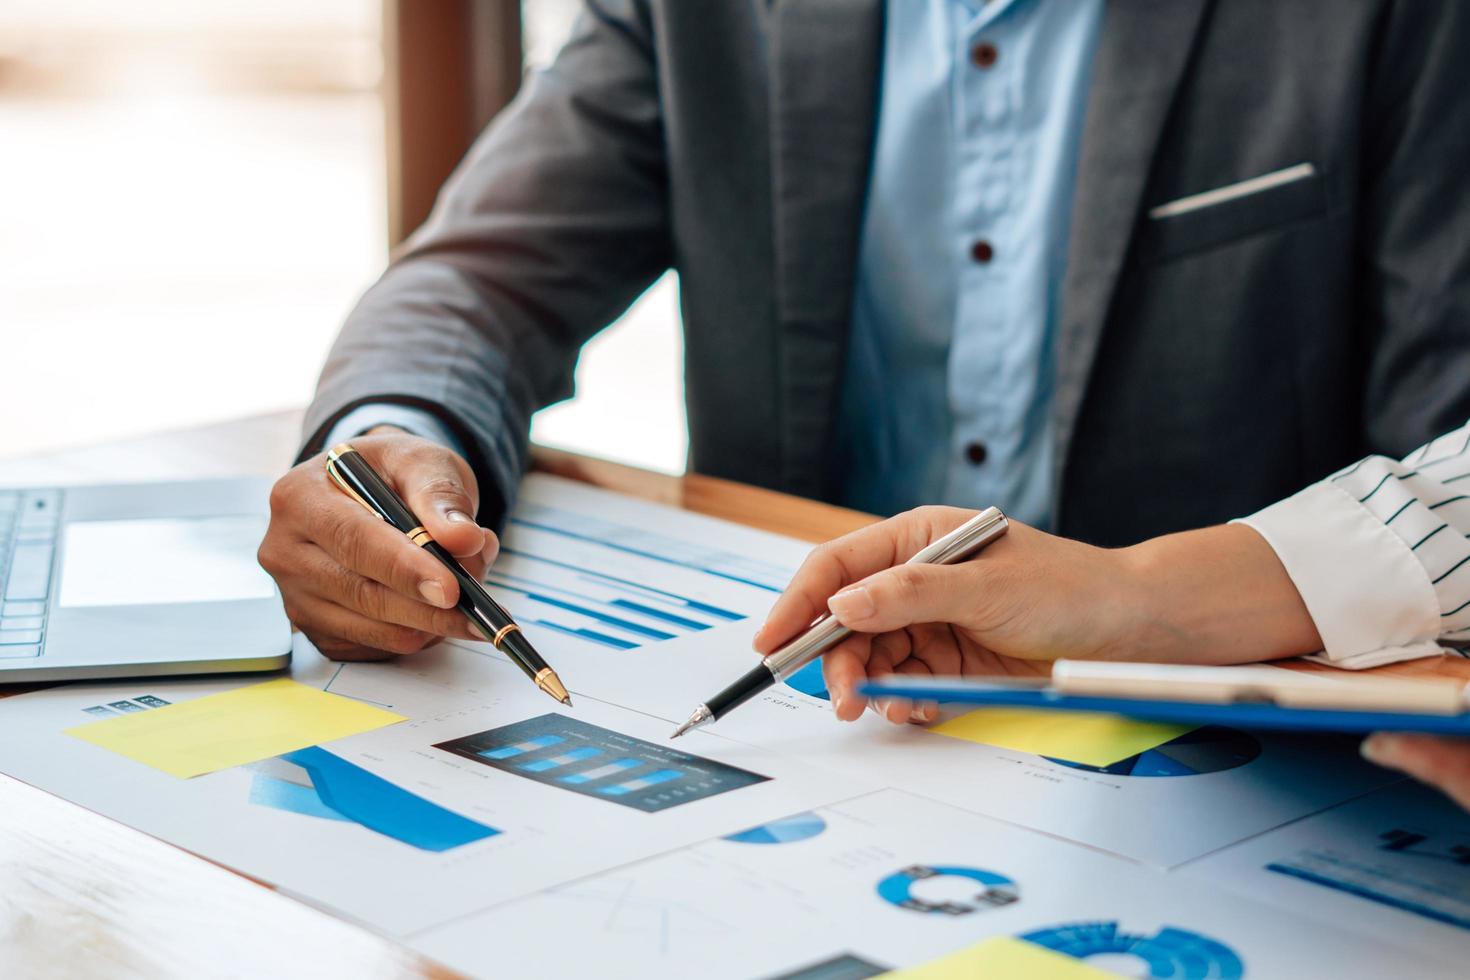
1054, 0, 1211, 488
769, 0, 884, 497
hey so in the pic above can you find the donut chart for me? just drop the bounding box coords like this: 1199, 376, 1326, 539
1020, 921, 1244, 979
876, 865, 1019, 915
1045, 726, 1261, 777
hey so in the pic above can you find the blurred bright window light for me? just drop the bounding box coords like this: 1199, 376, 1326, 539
0, 0, 687, 476
0, 0, 385, 460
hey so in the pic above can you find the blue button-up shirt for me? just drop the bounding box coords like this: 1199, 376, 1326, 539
835, 0, 1104, 528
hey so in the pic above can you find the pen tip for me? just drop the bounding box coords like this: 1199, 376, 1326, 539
670, 705, 711, 740
536, 669, 572, 706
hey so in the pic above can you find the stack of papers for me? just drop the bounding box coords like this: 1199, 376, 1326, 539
0, 474, 1465, 978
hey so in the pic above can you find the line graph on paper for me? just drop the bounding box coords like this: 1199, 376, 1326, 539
545, 872, 742, 957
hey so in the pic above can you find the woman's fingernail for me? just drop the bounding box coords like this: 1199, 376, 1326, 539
829, 586, 875, 621
445, 509, 474, 525
418, 580, 449, 608
1361, 733, 1400, 767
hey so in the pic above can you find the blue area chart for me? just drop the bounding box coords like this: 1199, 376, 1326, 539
247, 747, 500, 852
1046, 726, 1262, 777
724, 812, 828, 845
876, 865, 1020, 915
1020, 922, 1244, 979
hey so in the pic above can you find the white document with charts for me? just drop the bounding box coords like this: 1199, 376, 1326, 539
0, 473, 1461, 979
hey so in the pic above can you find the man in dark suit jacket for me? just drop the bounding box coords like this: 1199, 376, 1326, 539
259, 0, 1470, 660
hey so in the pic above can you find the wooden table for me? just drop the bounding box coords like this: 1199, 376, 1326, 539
1, 412, 1464, 978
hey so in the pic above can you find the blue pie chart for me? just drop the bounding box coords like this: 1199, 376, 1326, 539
1020, 921, 1244, 979
1045, 726, 1261, 777
784, 660, 831, 700
723, 811, 828, 845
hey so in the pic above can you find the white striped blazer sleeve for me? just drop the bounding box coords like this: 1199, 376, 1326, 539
1236, 420, 1470, 669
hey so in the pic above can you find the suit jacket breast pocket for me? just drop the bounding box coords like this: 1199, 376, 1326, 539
1140, 163, 1330, 263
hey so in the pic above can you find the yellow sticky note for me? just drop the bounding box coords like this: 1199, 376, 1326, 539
930, 707, 1193, 768
64, 679, 405, 778
883, 936, 1117, 979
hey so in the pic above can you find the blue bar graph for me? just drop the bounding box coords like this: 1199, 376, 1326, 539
490, 551, 754, 655
582, 574, 745, 622
485, 579, 675, 641
486, 569, 714, 638
520, 746, 604, 772
509, 514, 785, 593
479, 734, 563, 760
607, 599, 709, 630
489, 499, 808, 658
560, 758, 643, 784
600, 769, 684, 796
498, 546, 746, 622
537, 620, 640, 650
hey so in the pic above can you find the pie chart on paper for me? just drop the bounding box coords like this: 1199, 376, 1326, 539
1044, 726, 1262, 777
783, 660, 831, 700
723, 811, 828, 845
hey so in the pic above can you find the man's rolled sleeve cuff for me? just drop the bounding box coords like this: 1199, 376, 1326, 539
1234, 482, 1445, 670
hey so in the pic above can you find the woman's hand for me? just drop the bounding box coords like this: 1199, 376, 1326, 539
756, 506, 1322, 725
1363, 734, 1470, 811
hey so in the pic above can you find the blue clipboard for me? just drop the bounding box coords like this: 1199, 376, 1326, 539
856, 678, 1470, 736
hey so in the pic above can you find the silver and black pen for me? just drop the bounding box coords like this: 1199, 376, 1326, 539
670, 507, 1009, 738
325, 443, 572, 706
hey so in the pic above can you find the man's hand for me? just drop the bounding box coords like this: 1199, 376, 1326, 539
257, 428, 499, 661
1363, 734, 1470, 812
756, 506, 1322, 726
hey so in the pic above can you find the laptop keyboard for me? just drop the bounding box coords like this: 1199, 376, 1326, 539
0, 489, 60, 659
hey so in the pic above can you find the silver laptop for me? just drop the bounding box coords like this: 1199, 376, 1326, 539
0, 477, 291, 681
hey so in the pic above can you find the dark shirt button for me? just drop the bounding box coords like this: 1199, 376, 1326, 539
972, 41, 999, 69
970, 239, 994, 264
964, 442, 989, 465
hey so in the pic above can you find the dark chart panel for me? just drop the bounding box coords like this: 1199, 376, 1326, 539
435, 713, 769, 813
763, 953, 889, 980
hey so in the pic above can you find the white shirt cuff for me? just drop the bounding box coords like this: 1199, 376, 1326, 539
1235, 481, 1445, 670
323, 403, 467, 459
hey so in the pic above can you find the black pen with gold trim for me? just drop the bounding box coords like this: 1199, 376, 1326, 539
325, 443, 571, 705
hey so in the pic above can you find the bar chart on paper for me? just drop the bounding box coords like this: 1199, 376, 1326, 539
487, 480, 804, 656
435, 712, 770, 813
